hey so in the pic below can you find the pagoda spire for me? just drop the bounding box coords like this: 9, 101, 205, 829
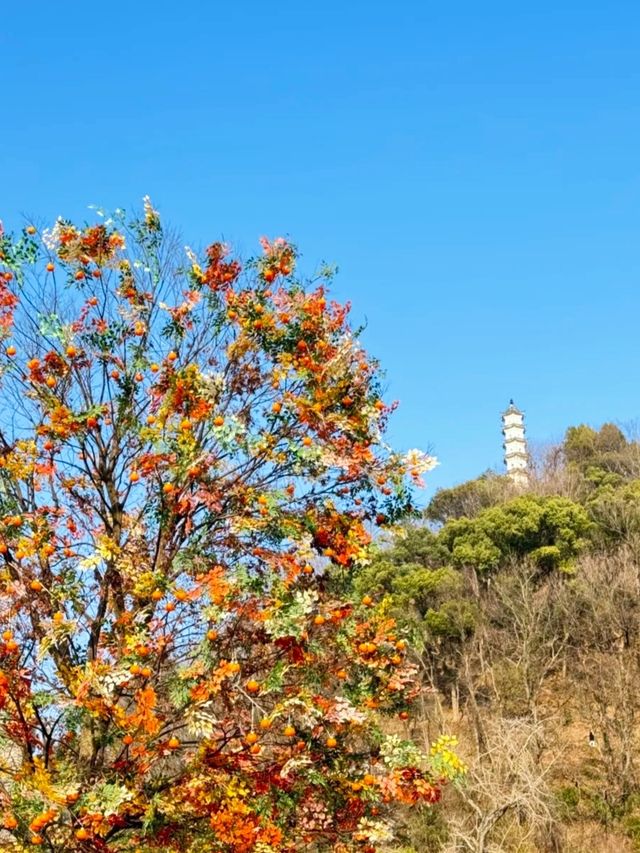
501, 400, 529, 486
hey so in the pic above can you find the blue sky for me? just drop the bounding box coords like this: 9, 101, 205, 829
2, 1, 640, 499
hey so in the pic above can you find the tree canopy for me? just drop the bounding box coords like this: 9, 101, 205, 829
425, 473, 512, 526
0, 204, 460, 852
440, 495, 592, 574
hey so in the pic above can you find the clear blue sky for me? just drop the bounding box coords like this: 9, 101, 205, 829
3, 1, 640, 499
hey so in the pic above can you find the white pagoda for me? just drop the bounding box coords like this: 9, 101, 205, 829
501, 400, 529, 486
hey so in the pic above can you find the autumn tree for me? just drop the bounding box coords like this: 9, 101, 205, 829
0, 203, 462, 852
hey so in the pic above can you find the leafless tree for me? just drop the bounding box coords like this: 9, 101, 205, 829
488, 564, 569, 727
560, 550, 640, 806
444, 718, 561, 853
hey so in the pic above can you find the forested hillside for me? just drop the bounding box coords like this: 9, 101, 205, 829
362, 423, 640, 852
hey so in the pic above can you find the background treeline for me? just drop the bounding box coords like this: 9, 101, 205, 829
361, 422, 640, 852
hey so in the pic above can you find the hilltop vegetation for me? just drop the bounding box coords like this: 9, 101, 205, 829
361, 423, 640, 852
1, 203, 636, 853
